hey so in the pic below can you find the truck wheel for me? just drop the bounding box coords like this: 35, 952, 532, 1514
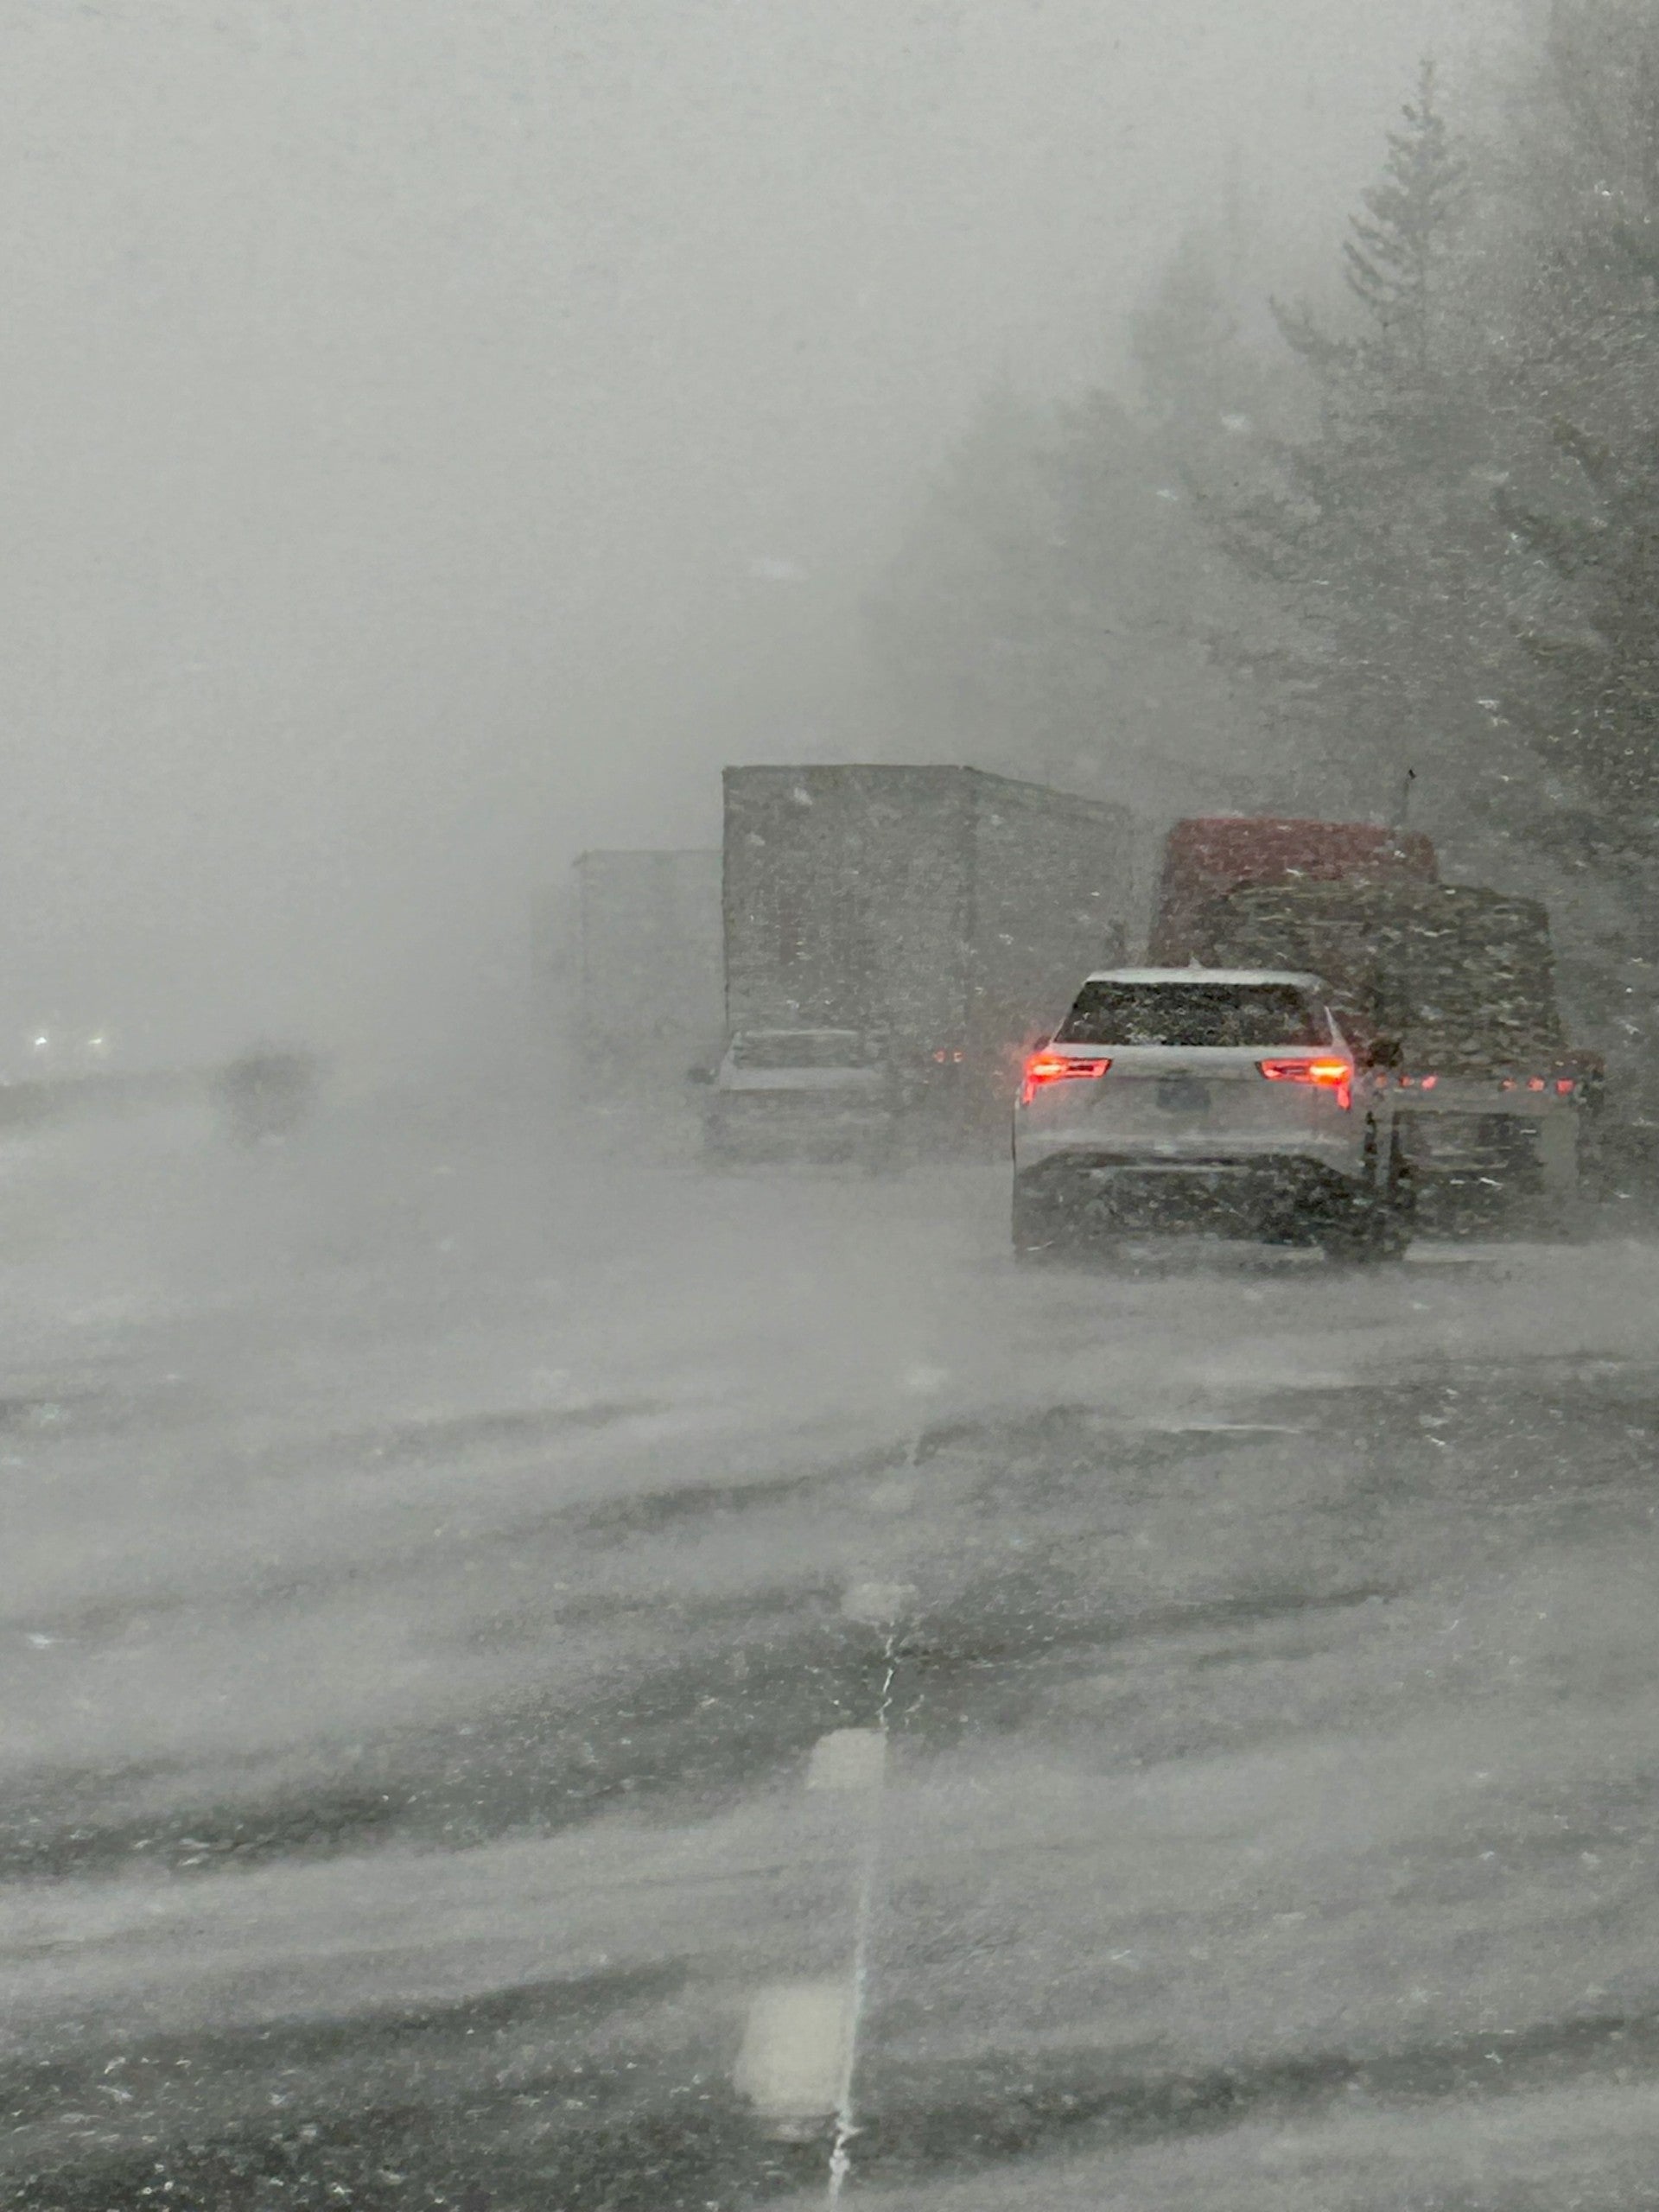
1325, 1203, 1408, 1265
1377, 1131, 1414, 1256
1321, 1174, 1411, 1264
1319, 1125, 1412, 1264
1537, 1106, 1581, 1200
861, 1128, 900, 1176
1012, 1178, 1065, 1262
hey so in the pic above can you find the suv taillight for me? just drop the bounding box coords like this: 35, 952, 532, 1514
1259, 1057, 1352, 1110
1020, 1053, 1110, 1105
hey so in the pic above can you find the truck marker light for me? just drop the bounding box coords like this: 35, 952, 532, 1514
1258, 1058, 1352, 1110
1420, 1074, 1439, 1090
1555, 1077, 1576, 1096
1527, 1076, 1547, 1091
1020, 1053, 1109, 1104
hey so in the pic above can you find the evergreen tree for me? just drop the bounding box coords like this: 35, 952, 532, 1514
1133, 225, 1269, 454
1488, 2, 1659, 856
1341, 60, 1468, 384
1201, 61, 1510, 824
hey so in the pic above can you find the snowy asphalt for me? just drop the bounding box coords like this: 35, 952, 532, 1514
7, 1095, 1659, 2209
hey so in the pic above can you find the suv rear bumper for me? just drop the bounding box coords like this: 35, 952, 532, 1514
1015, 1125, 1359, 1174
1015, 1149, 1364, 1232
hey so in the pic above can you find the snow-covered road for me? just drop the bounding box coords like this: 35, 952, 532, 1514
8, 1096, 1659, 2209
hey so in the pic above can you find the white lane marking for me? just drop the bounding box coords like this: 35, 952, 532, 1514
1130, 1420, 1305, 1435
1141, 1424, 1309, 1442
737, 1594, 911, 2187
827, 1622, 902, 2203
734, 1979, 855, 2131
842, 1580, 918, 1626
1405, 1244, 1505, 1265
867, 1476, 918, 1515
807, 1728, 887, 1793
828, 1788, 881, 2200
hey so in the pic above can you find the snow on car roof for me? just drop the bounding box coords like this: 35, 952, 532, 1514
1081, 967, 1325, 988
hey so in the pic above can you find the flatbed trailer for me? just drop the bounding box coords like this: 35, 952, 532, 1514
1192, 879, 1602, 1201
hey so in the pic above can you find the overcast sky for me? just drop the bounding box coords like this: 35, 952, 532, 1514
0, 0, 1503, 1064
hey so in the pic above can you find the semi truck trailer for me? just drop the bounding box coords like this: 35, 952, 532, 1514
721, 766, 1133, 1148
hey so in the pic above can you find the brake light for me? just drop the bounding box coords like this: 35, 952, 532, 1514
1258, 1058, 1351, 1085
1555, 1077, 1576, 1096
1259, 1057, 1352, 1110
1020, 1052, 1110, 1104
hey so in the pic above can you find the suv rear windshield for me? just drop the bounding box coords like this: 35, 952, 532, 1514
1057, 982, 1331, 1049
729, 1031, 875, 1070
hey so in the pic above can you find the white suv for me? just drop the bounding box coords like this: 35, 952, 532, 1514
1012, 968, 1408, 1260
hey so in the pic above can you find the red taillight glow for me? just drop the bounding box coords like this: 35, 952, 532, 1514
1259, 1057, 1351, 1086
1259, 1057, 1352, 1110
1555, 1077, 1576, 1096
1020, 1052, 1110, 1104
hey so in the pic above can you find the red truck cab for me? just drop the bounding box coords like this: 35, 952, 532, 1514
1149, 817, 1439, 964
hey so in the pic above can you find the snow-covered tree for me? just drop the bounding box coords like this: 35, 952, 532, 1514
1488, 3, 1659, 855
1198, 61, 1514, 824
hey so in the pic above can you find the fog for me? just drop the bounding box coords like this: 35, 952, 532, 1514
3, 0, 1478, 1068
33, 6, 1659, 2209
